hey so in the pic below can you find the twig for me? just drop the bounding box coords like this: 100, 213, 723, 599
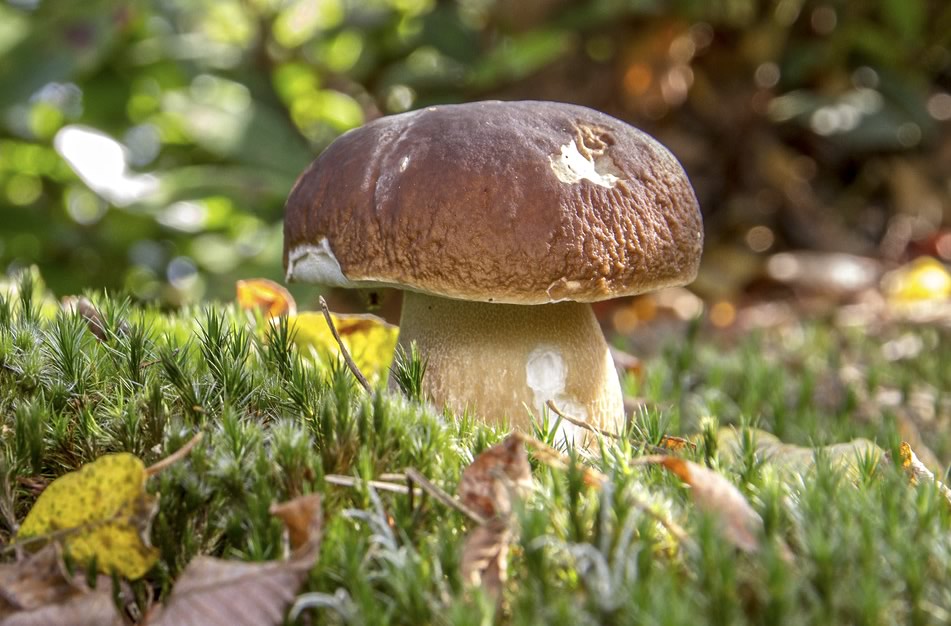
15, 476, 48, 494
324, 474, 419, 495
145, 432, 204, 476
629, 455, 674, 467
379, 473, 408, 482
631, 495, 692, 546
546, 400, 694, 452
404, 468, 487, 525
546, 400, 620, 440
319, 296, 371, 393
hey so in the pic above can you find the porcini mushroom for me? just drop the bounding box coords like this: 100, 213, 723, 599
284, 100, 702, 440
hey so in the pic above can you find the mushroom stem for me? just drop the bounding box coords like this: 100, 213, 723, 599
393, 292, 624, 442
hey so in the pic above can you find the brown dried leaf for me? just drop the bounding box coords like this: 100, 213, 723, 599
269, 494, 322, 552
147, 494, 322, 626
659, 435, 693, 451
1, 590, 122, 626
459, 435, 532, 519
61, 296, 108, 342
0, 545, 74, 615
458, 436, 533, 603
459, 518, 511, 599
657, 457, 763, 553
147, 557, 309, 626
0, 544, 123, 626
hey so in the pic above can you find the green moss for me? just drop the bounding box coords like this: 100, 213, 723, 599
2, 274, 951, 623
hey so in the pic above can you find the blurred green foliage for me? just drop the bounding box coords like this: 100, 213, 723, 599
0, 0, 948, 305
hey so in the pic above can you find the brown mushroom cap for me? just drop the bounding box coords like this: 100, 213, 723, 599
284, 100, 702, 305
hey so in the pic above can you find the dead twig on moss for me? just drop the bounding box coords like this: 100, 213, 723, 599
404, 468, 487, 525
319, 296, 371, 393
546, 400, 694, 453
146, 432, 204, 477
324, 474, 419, 496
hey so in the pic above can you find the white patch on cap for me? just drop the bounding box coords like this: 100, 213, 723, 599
525, 345, 587, 444
285, 238, 355, 287
399, 155, 410, 172
549, 139, 620, 188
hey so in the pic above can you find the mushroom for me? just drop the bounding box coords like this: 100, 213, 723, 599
284, 101, 702, 440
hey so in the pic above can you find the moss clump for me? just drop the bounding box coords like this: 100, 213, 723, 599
2, 270, 951, 624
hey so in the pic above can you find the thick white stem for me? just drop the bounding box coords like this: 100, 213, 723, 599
393, 292, 624, 443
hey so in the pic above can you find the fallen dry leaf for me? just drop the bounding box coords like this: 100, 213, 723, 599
0, 544, 124, 626
0, 545, 74, 615
648, 456, 763, 553
288, 311, 398, 383
1, 590, 122, 626
16, 453, 159, 579
269, 493, 323, 552
517, 434, 607, 488
460, 518, 511, 597
459, 435, 533, 519
236, 279, 297, 318
897, 442, 951, 506
458, 435, 533, 602
147, 493, 322, 626
61, 296, 109, 342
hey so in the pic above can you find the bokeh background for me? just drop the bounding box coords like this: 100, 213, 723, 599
0, 0, 949, 322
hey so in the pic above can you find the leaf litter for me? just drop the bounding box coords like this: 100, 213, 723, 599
146, 493, 323, 626
458, 435, 533, 601
0, 544, 126, 626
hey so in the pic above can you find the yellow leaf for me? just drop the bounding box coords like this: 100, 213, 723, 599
882, 256, 951, 303
236, 278, 297, 318
17, 453, 159, 580
897, 441, 951, 505
288, 312, 398, 382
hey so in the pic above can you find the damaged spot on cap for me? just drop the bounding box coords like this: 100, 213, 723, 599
546, 277, 583, 302
286, 238, 355, 287
549, 139, 621, 188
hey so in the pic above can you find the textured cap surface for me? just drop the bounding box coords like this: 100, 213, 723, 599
284, 100, 702, 304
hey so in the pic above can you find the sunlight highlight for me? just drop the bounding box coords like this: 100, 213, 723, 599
53, 125, 158, 206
